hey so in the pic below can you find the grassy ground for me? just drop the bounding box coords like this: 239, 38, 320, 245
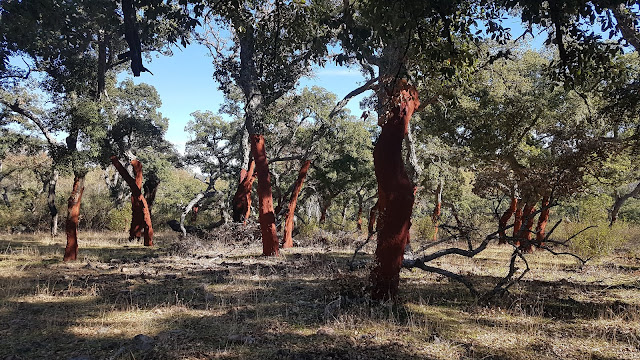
0, 229, 639, 360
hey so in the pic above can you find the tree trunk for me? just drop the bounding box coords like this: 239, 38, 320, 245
110, 157, 153, 246
370, 80, 420, 300
181, 192, 206, 237
536, 196, 550, 246
356, 195, 364, 231
130, 160, 145, 240
610, 181, 640, 227
282, 160, 311, 248
499, 197, 518, 244
63, 174, 85, 261
232, 159, 256, 222
432, 179, 443, 241
319, 196, 332, 224
97, 33, 108, 100
520, 203, 536, 253
512, 201, 524, 247
368, 200, 379, 236
250, 135, 279, 256
48, 168, 59, 237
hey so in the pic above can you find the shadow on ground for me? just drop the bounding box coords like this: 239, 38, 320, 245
0, 232, 639, 359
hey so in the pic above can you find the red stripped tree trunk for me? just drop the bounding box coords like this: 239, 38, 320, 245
130, 160, 144, 240
512, 202, 524, 247
63, 174, 85, 261
535, 196, 550, 246
250, 135, 279, 256
432, 202, 441, 241
111, 156, 153, 246
499, 197, 518, 244
520, 203, 536, 252
370, 81, 420, 300
232, 159, 256, 222
282, 160, 311, 248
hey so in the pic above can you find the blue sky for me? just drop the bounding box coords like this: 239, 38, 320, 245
122, 43, 369, 153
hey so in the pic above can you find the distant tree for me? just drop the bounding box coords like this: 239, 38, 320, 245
0, 0, 196, 260
181, 110, 242, 236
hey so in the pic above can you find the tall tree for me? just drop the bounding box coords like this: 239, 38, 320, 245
199, 0, 334, 255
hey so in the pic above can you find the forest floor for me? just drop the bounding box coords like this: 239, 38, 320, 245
1, 225, 639, 360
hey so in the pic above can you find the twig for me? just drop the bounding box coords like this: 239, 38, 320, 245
403, 258, 478, 296
349, 230, 377, 271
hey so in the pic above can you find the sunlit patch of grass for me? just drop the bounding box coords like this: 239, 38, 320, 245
0, 230, 639, 359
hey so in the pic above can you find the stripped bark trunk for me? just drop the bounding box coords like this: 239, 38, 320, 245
232, 159, 256, 222
432, 179, 443, 241
499, 197, 518, 244
110, 157, 153, 246
512, 201, 524, 246
370, 80, 420, 300
520, 203, 536, 252
250, 135, 279, 256
63, 174, 85, 261
48, 168, 59, 237
536, 196, 550, 246
130, 160, 145, 240
282, 160, 311, 248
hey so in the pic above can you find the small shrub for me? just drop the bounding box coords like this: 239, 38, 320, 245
412, 215, 436, 243
107, 207, 132, 231
558, 221, 632, 259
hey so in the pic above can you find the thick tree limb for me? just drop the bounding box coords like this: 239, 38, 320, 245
328, 76, 379, 119
612, 4, 640, 51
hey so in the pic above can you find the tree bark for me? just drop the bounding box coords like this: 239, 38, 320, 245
63, 174, 85, 261
356, 194, 364, 231
250, 135, 280, 256
370, 80, 420, 300
432, 179, 443, 241
232, 159, 256, 222
499, 197, 518, 244
512, 201, 524, 247
535, 196, 550, 246
282, 160, 311, 248
110, 156, 153, 246
319, 197, 332, 224
130, 160, 145, 240
610, 181, 640, 227
180, 192, 206, 237
368, 200, 379, 236
520, 203, 536, 252
48, 168, 59, 237
612, 4, 640, 51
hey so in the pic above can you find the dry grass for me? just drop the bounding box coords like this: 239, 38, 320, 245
0, 228, 639, 360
